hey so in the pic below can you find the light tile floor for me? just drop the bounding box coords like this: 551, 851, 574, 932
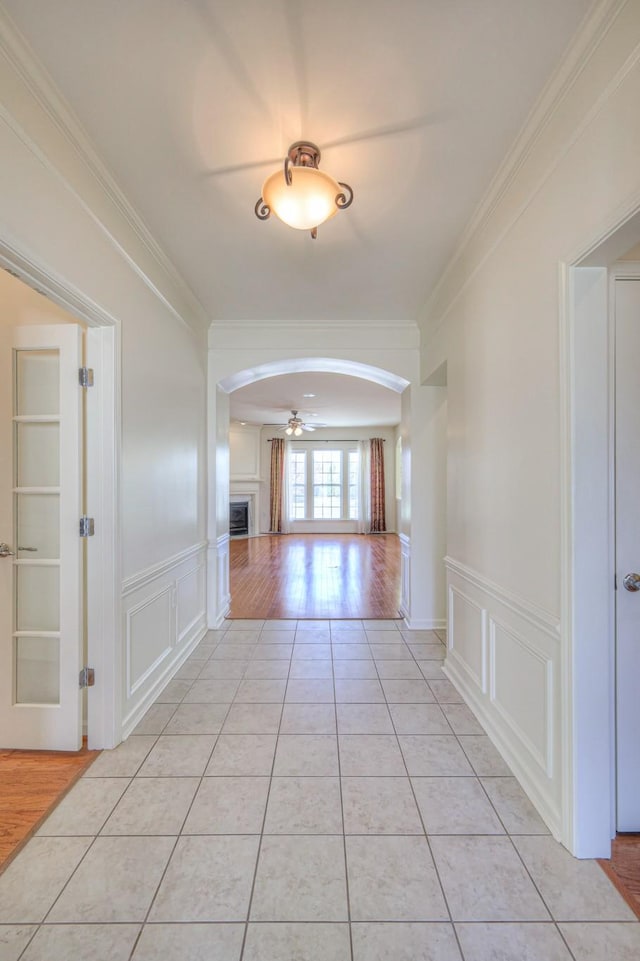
1, 619, 638, 960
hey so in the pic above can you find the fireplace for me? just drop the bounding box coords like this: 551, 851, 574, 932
229, 500, 249, 537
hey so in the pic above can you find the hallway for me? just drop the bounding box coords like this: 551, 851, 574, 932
0, 620, 637, 960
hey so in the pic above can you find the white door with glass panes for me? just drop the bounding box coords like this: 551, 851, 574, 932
0, 324, 84, 750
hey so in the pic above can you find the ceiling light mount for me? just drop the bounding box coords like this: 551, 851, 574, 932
255, 141, 353, 239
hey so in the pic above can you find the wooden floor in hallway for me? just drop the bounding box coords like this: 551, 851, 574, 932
229, 533, 402, 619
0, 743, 98, 872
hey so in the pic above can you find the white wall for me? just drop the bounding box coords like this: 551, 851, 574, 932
0, 21, 209, 743
418, 0, 640, 850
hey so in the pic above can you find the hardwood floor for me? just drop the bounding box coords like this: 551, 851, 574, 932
599, 835, 640, 918
229, 533, 401, 619
0, 743, 98, 872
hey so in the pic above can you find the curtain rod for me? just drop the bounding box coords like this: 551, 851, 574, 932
267, 438, 385, 443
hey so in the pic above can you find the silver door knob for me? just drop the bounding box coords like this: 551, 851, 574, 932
0, 542, 15, 558
623, 573, 640, 592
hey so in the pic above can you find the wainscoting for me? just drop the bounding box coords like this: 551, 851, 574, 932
120, 542, 207, 737
443, 556, 562, 837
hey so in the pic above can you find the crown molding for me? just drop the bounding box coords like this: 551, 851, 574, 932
208, 319, 419, 329
421, 0, 629, 329
0, 9, 208, 334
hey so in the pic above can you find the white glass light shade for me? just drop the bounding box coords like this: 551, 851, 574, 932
294, 426, 303, 436
285, 426, 293, 435
262, 166, 341, 231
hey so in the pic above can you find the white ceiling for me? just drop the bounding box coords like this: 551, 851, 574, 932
3, 0, 592, 429
3, 0, 592, 324
229, 371, 401, 428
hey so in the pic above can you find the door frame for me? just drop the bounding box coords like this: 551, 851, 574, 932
0, 240, 121, 749
560, 200, 640, 857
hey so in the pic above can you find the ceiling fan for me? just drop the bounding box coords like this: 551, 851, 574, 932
266, 410, 322, 435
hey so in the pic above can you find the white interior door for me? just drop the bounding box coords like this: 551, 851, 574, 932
615, 277, 640, 831
0, 323, 83, 750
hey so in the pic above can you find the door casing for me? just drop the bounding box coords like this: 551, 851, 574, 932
0, 241, 121, 749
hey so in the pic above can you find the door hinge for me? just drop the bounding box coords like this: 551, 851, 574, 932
79, 367, 94, 388
79, 667, 95, 688
79, 516, 95, 537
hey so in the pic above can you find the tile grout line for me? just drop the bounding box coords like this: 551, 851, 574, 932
332, 620, 356, 961
237, 622, 292, 961
382, 626, 469, 961
125, 625, 236, 960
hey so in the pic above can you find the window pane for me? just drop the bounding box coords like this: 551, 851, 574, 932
16, 636, 60, 705
288, 450, 306, 519
15, 349, 59, 416
348, 450, 360, 519
16, 422, 60, 487
312, 450, 342, 518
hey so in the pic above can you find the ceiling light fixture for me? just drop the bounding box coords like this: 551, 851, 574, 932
255, 142, 353, 240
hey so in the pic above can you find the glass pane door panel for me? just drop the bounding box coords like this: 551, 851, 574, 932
15, 349, 60, 416
15, 637, 60, 704
16, 566, 60, 631
16, 494, 60, 559
16, 422, 60, 487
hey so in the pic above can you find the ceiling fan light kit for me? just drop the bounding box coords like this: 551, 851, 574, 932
281, 410, 315, 434
255, 141, 353, 239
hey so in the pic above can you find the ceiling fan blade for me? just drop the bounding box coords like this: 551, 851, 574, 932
301, 424, 315, 431
322, 113, 444, 151
202, 155, 283, 179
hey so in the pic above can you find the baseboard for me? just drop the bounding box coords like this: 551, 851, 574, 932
212, 601, 230, 628
403, 617, 447, 631
443, 655, 562, 840
121, 624, 207, 739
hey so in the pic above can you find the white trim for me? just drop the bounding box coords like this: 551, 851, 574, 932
0, 240, 120, 330
448, 584, 487, 692
219, 358, 410, 394
86, 325, 121, 749
403, 618, 447, 631
488, 615, 554, 779
126, 585, 174, 697
444, 653, 562, 840
0, 240, 121, 751
120, 623, 206, 739
0, 10, 207, 335
175, 563, 206, 644
421, 0, 627, 335
122, 541, 208, 596
444, 556, 559, 638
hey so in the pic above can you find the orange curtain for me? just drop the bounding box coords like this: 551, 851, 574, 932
369, 437, 386, 533
269, 437, 285, 532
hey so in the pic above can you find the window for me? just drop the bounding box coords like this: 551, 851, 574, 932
288, 444, 360, 521
313, 450, 342, 518
289, 450, 306, 519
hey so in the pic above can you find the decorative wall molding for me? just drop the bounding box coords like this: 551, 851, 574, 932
444, 556, 561, 838
444, 653, 562, 840
121, 543, 207, 733
215, 533, 231, 625
122, 541, 208, 596
126, 585, 174, 697
399, 533, 411, 620
445, 556, 559, 638
447, 585, 487, 692
489, 615, 554, 779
